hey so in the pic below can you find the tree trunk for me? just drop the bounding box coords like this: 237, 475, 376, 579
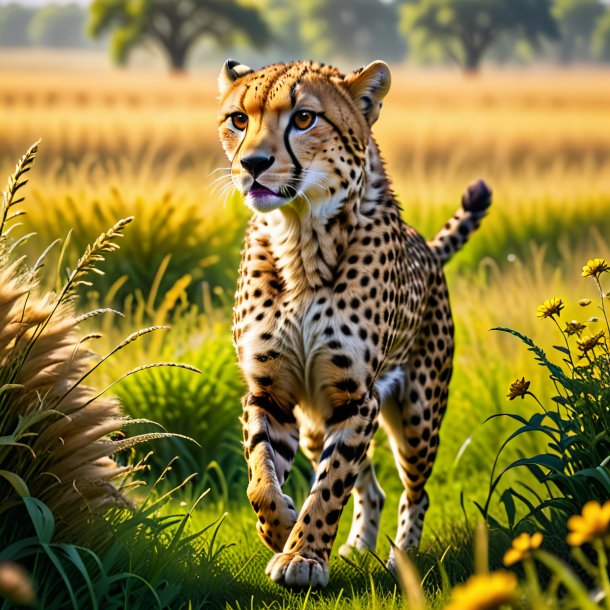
165, 42, 189, 74
463, 43, 483, 75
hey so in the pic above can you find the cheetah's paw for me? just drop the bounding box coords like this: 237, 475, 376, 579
338, 537, 372, 559
266, 552, 329, 588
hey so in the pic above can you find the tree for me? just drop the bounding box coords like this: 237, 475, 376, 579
404, 0, 559, 73
252, 0, 306, 61
592, 9, 610, 60
0, 4, 34, 47
553, 0, 606, 62
29, 4, 91, 48
88, 0, 271, 72
303, 0, 407, 64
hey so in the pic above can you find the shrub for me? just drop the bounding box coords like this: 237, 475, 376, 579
479, 257, 610, 545
0, 143, 229, 608
0, 142, 145, 537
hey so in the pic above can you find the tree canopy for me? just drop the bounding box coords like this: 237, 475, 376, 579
0, 4, 33, 47
592, 9, 610, 60
29, 4, 90, 48
88, 0, 271, 71
304, 0, 407, 64
553, 0, 606, 62
404, 0, 559, 72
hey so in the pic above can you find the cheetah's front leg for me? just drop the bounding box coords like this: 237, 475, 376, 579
243, 393, 300, 552
266, 392, 380, 588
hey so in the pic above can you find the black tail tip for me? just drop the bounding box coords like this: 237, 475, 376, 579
462, 179, 492, 213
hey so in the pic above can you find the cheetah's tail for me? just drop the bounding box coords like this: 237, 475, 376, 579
427, 179, 492, 266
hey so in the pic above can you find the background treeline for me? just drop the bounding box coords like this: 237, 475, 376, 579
1, 0, 610, 70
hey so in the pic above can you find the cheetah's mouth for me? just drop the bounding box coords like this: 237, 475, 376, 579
245, 181, 296, 213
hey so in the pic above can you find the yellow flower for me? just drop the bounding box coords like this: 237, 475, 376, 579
582, 258, 610, 278
567, 500, 610, 546
536, 298, 564, 319
507, 377, 530, 400
444, 571, 517, 610
564, 320, 586, 337
503, 532, 543, 566
576, 330, 605, 354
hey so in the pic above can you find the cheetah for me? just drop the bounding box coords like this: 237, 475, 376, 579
217, 59, 491, 588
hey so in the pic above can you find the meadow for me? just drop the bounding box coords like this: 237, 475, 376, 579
0, 60, 609, 608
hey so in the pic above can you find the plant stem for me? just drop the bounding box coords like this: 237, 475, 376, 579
534, 550, 599, 610
595, 277, 610, 337
523, 558, 544, 607
594, 539, 610, 610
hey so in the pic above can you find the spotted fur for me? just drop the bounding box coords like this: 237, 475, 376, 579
217, 59, 491, 588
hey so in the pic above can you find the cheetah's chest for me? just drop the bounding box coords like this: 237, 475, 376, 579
239, 291, 342, 423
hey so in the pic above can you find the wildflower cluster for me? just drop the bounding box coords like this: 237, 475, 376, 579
533, 258, 609, 363
436, 504, 610, 610
471, 258, 610, 610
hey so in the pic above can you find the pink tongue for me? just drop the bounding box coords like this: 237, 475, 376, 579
250, 184, 276, 197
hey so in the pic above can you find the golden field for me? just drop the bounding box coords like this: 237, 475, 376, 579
2, 61, 609, 496
1, 60, 610, 607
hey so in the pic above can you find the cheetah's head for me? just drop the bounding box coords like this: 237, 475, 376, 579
217, 60, 391, 215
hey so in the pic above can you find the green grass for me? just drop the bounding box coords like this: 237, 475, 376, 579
70, 231, 603, 609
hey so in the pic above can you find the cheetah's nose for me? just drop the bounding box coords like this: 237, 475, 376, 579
241, 155, 275, 179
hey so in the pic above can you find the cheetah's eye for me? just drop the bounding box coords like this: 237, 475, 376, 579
231, 112, 248, 131
292, 110, 316, 131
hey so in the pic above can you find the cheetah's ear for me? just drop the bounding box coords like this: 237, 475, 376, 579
344, 61, 391, 126
218, 59, 253, 96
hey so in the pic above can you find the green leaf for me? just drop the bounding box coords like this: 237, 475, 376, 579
510, 454, 565, 473
0, 383, 24, 395
40, 543, 78, 609
0, 537, 39, 562
499, 488, 516, 530
0, 469, 30, 497
24, 496, 55, 544
58, 544, 99, 610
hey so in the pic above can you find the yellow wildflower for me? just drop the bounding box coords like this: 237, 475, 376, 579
444, 571, 517, 610
567, 500, 610, 546
536, 298, 564, 319
503, 532, 543, 566
582, 258, 610, 278
507, 378, 530, 400
576, 330, 605, 354
564, 320, 586, 337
